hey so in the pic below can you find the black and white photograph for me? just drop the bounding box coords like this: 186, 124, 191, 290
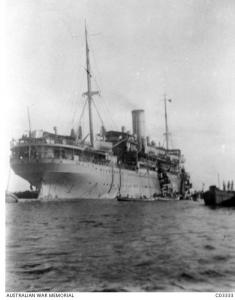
4, 0, 235, 295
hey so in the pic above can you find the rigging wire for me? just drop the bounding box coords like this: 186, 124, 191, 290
78, 98, 88, 126
92, 99, 104, 126
91, 73, 102, 95
64, 91, 78, 128
49, 17, 85, 133
170, 133, 174, 149
63, 28, 119, 134
88, 36, 119, 130
89, 37, 104, 91
71, 96, 82, 128
70, 64, 86, 129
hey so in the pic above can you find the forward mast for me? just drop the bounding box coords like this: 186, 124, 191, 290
83, 23, 99, 147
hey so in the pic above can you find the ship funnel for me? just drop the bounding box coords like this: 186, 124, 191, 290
132, 109, 146, 149
78, 126, 82, 140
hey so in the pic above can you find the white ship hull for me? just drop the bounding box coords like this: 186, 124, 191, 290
11, 158, 181, 201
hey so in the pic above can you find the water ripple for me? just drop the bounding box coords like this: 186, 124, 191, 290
6, 199, 235, 292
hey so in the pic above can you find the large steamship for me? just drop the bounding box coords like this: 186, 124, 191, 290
10, 25, 191, 201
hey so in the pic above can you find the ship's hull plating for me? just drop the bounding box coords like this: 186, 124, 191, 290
11, 158, 181, 201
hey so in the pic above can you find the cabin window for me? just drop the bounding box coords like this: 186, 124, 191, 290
73, 149, 80, 161
41, 146, 54, 158
60, 148, 73, 160
30, 146, 38, 159
61, 149, 66, 159
54, 148, 60, 159
65, 149, 73, 160
45, 138, 54, 144
18, 146, 29, 159
32, 146, 53, 159
74, 149, 80, 156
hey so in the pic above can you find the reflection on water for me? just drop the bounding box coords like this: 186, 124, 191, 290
6, 199, 235, 291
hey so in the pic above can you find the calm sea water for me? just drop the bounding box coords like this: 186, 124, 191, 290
6, 199, 235, 292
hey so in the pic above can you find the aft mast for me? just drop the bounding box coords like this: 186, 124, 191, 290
83, 22, 99, 147
27, 106, 32, 138
164, 94, 170, 151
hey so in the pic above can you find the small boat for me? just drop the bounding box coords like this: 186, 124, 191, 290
203, 185, 235, 207
13, 190, 39, 199
117, 194, 180, 202
117, 196, 155, 202
5, 192, 18, 203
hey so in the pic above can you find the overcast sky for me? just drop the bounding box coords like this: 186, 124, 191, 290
5, 0, 235, 191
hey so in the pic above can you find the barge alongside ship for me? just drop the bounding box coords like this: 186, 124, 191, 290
10, 25, 191, 201
203, 186, 235, 207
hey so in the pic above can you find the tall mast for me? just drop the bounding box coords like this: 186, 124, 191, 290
164, 94, 169, 151
27, 106, 32, 137
85, 23, 94, 147
82, 23, 100, 146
